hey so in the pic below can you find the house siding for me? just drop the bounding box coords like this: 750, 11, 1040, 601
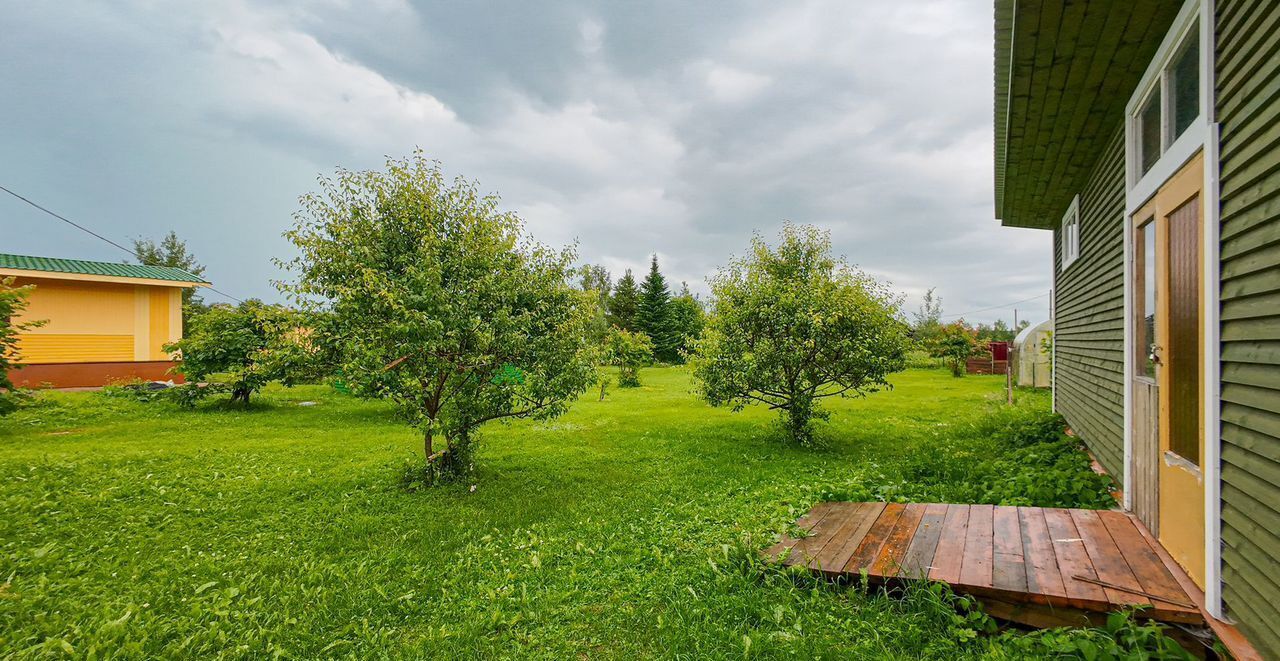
1053, 128, 1127, 477
1216, 0, 1280, 655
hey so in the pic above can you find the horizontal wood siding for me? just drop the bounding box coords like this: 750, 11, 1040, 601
1216, 0, 1280, 655
1054, 128, 1127, 476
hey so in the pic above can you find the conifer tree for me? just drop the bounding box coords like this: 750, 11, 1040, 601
637, 255, 677, 362
667, 282, 705, 361
608, 269, 641, 331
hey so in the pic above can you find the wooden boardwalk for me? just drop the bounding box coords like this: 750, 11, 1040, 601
768, 502, 1204, 629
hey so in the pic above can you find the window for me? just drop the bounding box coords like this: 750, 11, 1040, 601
1060, 196, 1080, 270
1136, 218, 1158, 380
1168, 34, 1200, 142
1128, 17, 1202, 184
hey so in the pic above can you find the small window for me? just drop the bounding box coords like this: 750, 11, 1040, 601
1136, 218, 1158, 380
1168, 32, 1199, 143
1060, 196, 1080, 270
1138, 89, 1162, 175
1129, 18, 1201, 181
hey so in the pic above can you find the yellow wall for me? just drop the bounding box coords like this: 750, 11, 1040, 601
11, 277, 186, 364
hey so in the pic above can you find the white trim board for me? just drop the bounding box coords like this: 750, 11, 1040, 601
1118, 0, 1226, 621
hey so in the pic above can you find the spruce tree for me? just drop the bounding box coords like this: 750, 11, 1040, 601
637, 255, 677, 362
667, 282, 705, 361
608, 269, 641, 331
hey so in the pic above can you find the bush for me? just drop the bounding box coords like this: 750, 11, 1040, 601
904, 349, 945, 370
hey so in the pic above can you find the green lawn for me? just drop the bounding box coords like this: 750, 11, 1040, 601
0, 368, 1142, 658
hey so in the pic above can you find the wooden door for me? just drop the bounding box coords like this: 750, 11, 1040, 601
1131, 151, 1205, 587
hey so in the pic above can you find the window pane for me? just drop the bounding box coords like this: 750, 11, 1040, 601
1169, 31, 1200, 142
1139, 88, 1162, 174
1138, 220, 1158, 379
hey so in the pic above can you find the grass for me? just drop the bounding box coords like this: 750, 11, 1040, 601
0, 367, 1166, 658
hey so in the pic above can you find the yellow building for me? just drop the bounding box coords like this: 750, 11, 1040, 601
2, 253, 208, 387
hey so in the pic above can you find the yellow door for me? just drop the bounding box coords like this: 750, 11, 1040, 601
1133, 152, 1205, 586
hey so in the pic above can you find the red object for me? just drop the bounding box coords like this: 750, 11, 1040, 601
989, 341, 1010, 361
7, 361, 183, 388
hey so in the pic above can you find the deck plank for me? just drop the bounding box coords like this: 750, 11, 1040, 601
871, 503, 926, 576
1019, 507, 1067, 599
900, 503, 949, 577
959, 504, 995, 588
765, 502, 837, 559
992, 506, 1028, 592
1070, 509, 1148, 607
1097, 510, 1194, 613
812, 502, 884, 573
786, 502, 861, 566
1042, 508, 1108, 605
928, 504, 971, 584
843, 503, 905, 572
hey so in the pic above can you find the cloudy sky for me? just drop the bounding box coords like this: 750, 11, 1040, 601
2, 0, 1050, 325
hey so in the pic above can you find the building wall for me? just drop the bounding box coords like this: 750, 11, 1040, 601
1215, 0, 1280, 654
12, 277, 183, 364
1052, 128, 1128, 476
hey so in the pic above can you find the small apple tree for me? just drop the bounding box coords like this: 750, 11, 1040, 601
279, 152, 597, 477
690, 224, 909, 445
605, 326, 653, 387
164, 299, 305, 406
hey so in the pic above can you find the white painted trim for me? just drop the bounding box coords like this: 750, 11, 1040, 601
1060, 195, 1081, 270
1123, 208, 1135, 512
1127, 123, 1209, 214
1200, 0, 1224, 622
1121, 0, 1229, 620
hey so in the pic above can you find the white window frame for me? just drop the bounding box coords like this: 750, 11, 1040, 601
1059, 195, 1080, 271
1120, 0, 1224, 620
1124, 0, 1206, 212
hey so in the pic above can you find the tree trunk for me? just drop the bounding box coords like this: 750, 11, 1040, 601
423, 421, 434, 461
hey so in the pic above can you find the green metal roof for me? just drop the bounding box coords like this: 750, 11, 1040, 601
994, 0, 1183, 229
0, 253, 207, 284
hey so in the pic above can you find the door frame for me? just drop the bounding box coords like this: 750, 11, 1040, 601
1120, 0, 1223, 618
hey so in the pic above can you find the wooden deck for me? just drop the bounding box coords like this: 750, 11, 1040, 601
768, 502, 1205, 629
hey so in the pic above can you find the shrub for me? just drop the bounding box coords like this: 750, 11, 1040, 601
0, 277, 44, 415
904, 349, 945, 370
605, 327, 653, 387
164, 300, 304, 407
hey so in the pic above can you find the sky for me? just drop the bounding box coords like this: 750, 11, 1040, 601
1, 0, 1051, 326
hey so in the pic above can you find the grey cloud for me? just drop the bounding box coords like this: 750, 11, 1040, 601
0, 0, 1050, 325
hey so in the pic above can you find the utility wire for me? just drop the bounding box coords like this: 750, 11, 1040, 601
1, 184, 244, 303
942, 291, 1049, 320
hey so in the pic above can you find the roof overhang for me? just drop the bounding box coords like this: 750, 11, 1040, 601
0, 268, 209, 288
994, 0, 1185, 229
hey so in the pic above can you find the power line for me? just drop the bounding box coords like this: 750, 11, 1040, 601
942, 291, 1049, 320
1, 184, 243, 303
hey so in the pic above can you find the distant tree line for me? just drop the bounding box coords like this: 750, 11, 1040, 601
908, 287, 1030, 376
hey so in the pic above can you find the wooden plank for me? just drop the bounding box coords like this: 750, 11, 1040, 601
786, 502, 860, 567
1069, 509, 1148, 607
811, 502, 884, 574
958, 504, 995, 588
870, 503, 926, 577
765, 501, 837, 559
928, 504, 970, 584
1019, 507, 1067, 599
992, 507, 1027, 592
1097, 510, 1193, 612
1042, 508, 1108, 605
900, 503, 948, 577
842, 503, 905, 573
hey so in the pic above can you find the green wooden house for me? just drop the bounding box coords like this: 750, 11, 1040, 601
994, 0, 1278, 655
